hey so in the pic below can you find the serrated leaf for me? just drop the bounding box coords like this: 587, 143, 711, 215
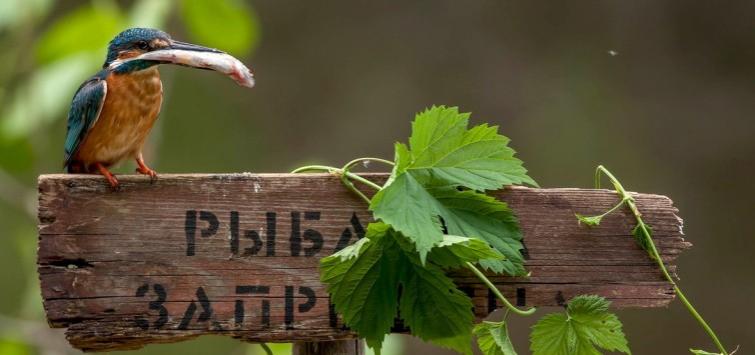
323, 105, 537, 354
401, 106, 538, 190
370, 172, 445, 262
530, 295, 630, 355
576, 213, 603, 227
399, 250, 475, 355
372, 106, 533, 268
372, 179, 525, 273
408, 106, 470, 168
322, 223, 479, 354
432, 188, 526, 275
320, 224, 399, 353
330, 236, 371, 261
475, 321, 518, 355
632, 223, 654, 260
428, 235, 505, 269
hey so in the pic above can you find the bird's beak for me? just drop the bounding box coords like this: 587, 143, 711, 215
134, 40, 255, 88
166, 40, 224, 54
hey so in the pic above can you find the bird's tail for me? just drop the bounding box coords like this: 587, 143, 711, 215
65, 161, 84, 173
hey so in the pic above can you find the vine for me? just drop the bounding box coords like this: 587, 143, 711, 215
575, 166, 734, 355
292, 106, 733, 355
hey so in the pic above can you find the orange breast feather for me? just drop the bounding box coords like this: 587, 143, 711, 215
74, 68, 163, 168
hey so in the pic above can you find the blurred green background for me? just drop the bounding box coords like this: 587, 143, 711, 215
0, 1, 753, 354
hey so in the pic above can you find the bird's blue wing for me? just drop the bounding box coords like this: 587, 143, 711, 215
64, 72, 108, 168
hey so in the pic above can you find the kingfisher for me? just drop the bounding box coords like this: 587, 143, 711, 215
64, 28, 254, 189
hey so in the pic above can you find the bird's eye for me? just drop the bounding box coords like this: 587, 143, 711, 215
136, 40, 149, 50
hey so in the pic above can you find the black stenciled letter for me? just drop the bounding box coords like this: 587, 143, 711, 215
290, 212, 324, 257
327, 295, 351, 331
285, 286, 317, 329
178, 287, 213, 330
328, 296, 338, 328
230, 211, 240, 254
134, 283, 168, 330
241, 212, 275, 256
516, 288, 527, 307
235, 285, 271, 328
520, 238, 530, 260
185, 211, 196, 256
266, 212, 276, 256
185, 210, 219, 256
335, 213, 366, 251
200, 211, 219, 237
243, 229, 263, 256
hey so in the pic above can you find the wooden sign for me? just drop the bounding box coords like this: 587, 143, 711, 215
37, 173, 690, 352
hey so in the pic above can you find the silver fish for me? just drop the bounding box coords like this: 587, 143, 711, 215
126, 49, 255, 88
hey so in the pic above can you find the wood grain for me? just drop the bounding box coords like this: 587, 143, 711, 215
293, 340, 364, 355
37, 173, 689, 352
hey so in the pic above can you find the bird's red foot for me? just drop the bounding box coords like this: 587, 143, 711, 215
135, 154, 158, 182
95, 163, 120, 190
135, 165, 158, 179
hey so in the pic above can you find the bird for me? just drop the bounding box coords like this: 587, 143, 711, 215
64, 28, 254, 189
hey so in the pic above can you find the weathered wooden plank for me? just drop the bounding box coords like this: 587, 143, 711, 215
37, 173, 689, 352
293, 340, 364, 355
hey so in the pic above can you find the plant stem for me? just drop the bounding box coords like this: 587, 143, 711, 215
594, 197, 629, 220
344, 172, 384, 191
290, 165, 340, 174
259, 343, 273, 355
291, 165, 384, 191
339, 173, 372, 205
291, 165, 382, 200
342, 157, 395, 171
465, 262, 536, 316
595, 165, 728, 354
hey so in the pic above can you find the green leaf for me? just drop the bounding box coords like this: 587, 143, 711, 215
330, 236, 371, 261
371, 177, 525, 272
371, 106, 533, 267
399, 247, 475, 355
427, 235, 505, 269
321, 223, 478, 354
530, 295, 630, 355
35, 5, 124, 64
576, 213, 603, 227
632, 223, 654, 259
320, 224, 399, 353
322, 106, 537, 354
475, 321, 518, 355
401, 106, 538, 190
431, 188, 526, 275
370, 172, 444, 262
180, 0, 260, 55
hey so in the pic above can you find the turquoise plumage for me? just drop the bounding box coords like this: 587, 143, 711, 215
64, 70, 107, 170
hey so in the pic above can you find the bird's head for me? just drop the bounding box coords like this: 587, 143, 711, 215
104, 28, 221, 71
102, 28, 254, 87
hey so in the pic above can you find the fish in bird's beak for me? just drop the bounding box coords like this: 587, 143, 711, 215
135, 40, 255, 88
